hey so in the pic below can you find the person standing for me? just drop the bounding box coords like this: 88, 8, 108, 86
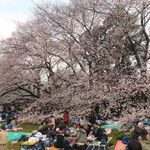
0, 105, 3, 113
63, 110, 69, 124
50, 115, 55, 129
11, 105, 15, 113
94, 103, 99, 116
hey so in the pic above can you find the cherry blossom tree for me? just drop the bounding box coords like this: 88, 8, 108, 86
0, 0, 149, 123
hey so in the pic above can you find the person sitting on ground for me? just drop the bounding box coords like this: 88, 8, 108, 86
84, 123, 92, 136
54, 125, 70, 148
132, 122, 148, 141
10, 115, 17, 129
79, 117, 85, 126
71, 123, 80, 136
47, 125, 56, 142
72, 124, 87, 150
92, 122, 108, 144
64, 124, 70, 137
87, 126, 95, 141
0, 125, 8, 150
140, 126, 148, 141
127, 140, 142, 150
74, 124, 87, 145
38, 119, 49, 135
6, 115, 13, 126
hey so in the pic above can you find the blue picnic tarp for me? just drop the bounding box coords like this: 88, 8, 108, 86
8, 132, 29, 141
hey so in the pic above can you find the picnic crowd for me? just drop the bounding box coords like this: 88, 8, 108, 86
0, 104, 149, 150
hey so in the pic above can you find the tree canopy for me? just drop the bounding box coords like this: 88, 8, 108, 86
0, 0, 150, 122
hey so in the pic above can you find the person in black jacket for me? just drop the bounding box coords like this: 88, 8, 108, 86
92, 122, 108, 143
131, 122, 147, 140
38, 120, 49, 135
54, 125, 70, 148
89, 114, 96, 125
94, 103, 99, 115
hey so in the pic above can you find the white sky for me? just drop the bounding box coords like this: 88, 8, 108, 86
0, 0, 70, 39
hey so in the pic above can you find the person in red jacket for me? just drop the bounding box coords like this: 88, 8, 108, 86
63, 110, 69, 124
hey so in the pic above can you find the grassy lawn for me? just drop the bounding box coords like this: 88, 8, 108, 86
7, 122, 39, 150
17, 122, 40, 132
7, 123, 127, 150
107, 129, 126, 150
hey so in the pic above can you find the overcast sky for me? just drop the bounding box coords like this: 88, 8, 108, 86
0, 0, 69, 39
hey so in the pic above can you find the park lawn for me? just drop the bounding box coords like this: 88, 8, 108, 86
107, 129, 127, 150
7, 123, 126, 150
7, 122, 39, 150
18, 122, 40, 132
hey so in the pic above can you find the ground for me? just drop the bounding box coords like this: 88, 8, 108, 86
7, 123, 39, 150
5, 122, 150, 150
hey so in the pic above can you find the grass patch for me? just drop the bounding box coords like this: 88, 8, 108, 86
107, 129, 126, 150
7, 122, 39, 150
18, 122, 39, 132
7, 142, 21, 150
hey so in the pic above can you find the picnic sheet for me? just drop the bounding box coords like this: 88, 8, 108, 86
101, 121, 119, 129
101, 125, 118, 129
8, 132, 29, 141
142, 121, 150, 125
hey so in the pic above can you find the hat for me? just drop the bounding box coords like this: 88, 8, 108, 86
138, 122, 143, 126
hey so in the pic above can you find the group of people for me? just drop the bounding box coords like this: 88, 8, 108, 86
35, 109, 150, 150
37, 114, 108, 150
0, 103, 23, 133
0, 105, 149, 150
114, 121, 150, 150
